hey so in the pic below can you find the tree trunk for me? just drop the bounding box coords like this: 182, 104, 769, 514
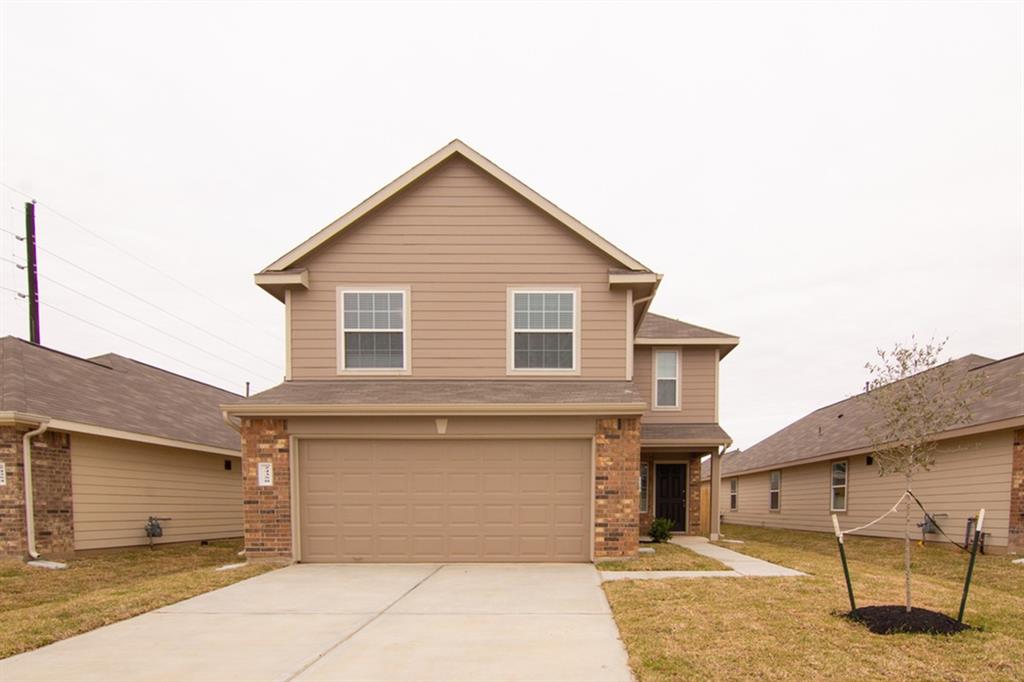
904, 471, 912, 613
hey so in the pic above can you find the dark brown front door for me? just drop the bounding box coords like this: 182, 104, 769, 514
655, 463, 687, 532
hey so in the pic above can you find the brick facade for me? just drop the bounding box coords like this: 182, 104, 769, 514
0, 425, 74, 558
594, 417, 640, 559
638, 451, 704, 537
1011, 429, 1023, 553
240, 418, 293, 559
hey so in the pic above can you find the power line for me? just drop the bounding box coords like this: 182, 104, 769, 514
0, 225, 281, 370
0, 284, 243, 388
0, 183, 282, 342
0, 256, 279, 383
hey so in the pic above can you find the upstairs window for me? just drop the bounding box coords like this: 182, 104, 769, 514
769, 470, 781, 511
831, 461, 848, 512
654, 350, 680, 408
510, 291, 577, 370
339, 289, 407, 370
729, 478, 738, 511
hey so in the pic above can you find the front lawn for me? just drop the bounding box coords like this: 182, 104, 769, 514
599, 542, 728, 572
0, 539, 275, 659
604, 524, 1023, 680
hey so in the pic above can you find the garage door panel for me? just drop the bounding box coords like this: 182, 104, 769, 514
299, 438, 591, 562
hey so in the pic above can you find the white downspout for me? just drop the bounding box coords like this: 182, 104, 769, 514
22, 421, 50, 560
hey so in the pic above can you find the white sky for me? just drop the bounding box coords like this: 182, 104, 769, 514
1, 1, 1020, 449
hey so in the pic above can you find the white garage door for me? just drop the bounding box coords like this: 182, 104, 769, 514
298, 438, 591, 562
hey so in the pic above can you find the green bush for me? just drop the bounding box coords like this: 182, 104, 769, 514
649, 517, 674, 543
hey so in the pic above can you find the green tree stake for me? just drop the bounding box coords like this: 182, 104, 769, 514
957, 508, 985, 623
832, 514, 856, 612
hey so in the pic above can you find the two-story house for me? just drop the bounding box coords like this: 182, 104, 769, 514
223, 140, 738, 563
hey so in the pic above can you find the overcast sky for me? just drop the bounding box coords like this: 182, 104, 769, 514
1, 1, 1020, 449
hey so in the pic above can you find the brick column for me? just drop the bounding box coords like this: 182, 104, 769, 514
0, 426, 74, 558
1011, 429, 1023, 553
594, 417, 640, 559
240, 418, 293, 560
688, 453, 702, 535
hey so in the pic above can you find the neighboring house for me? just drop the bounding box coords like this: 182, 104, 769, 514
705, 353, 1023, 554
0, 337, 243, 557
223, 139, 739, 563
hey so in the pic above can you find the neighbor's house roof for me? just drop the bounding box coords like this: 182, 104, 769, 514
636, 313, 740, 357
0, 336, 241, 454
258, 139, 652, 281
711, 353, 1024, 479
224, 380, 647, 416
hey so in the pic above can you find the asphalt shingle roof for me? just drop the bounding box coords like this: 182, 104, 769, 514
1, 336, 241, 450
637, 313, 736, 340
715, 353, 1023, 478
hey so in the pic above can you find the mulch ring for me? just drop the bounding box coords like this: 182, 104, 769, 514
847, 605, 971, 635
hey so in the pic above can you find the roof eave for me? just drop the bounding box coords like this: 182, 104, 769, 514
254, 269, 310, 302
222, 401, 648, 417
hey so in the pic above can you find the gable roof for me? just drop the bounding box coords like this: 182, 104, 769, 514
718, 353, 1023, 478
261, 139, 651, 274
1, 336, 241, 452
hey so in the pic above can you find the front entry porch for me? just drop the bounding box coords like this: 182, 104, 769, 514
639, 450, 709, 538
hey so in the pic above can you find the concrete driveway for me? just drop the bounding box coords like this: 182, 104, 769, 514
0, 563, 632, 682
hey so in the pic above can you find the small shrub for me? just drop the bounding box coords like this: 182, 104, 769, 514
649, 518, 674, 543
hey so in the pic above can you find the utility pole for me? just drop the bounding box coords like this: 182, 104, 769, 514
25, 201, 40, 344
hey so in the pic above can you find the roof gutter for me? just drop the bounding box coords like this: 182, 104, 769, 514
22, 420, 50, 560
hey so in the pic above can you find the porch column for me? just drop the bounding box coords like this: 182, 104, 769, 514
709, 448, 723, 540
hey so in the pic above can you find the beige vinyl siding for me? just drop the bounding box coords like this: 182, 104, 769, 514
633, 346, 717, 423
289, 155, 628, 379
720, 430, 1014, 548
70, 434, 242, 550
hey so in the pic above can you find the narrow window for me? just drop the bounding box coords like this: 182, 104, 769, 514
511, 291, 576, 370
639, 461, 650, 513
340, 290, 406, 370
831, 461, 848, 512
769, 470, 781, 511
654, 350, 679, 408
729, 478, 738, 511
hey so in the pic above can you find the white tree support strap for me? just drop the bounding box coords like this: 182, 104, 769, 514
835, 490, 911, 538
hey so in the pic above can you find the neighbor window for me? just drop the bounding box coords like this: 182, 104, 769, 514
511, 291, 576, 370
339, 290, 407, 370
654, 350, 679, 408
769, 470, 781, 511
639, 462, 650, 513
729, 478, 738, 511
831, 460, 848, 512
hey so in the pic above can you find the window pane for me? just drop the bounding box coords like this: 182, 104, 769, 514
344, 331, 404, 368
639, 463, 649, 513
514, 293, 528, 311
343, 310, 358, 328
343, 291, 404, 330
656, 379, 677, 407
343, 292, 358, 309
770, 471, 781, 490
770, 491, 780, 510
832, 462, 847, 486
513, 332, 573, 368
730, 479, 737, 493
558, 311, 573, 329
656, 351, 677, 378
388, 292, 402, 310
832, 488, 846, 510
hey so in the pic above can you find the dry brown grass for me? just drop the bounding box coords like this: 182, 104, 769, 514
604, 524, 1023, 681
599, 542, 728, 572
0, 539, 275, 659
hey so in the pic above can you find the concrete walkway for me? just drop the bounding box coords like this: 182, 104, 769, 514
601, 536, 804, 582
0, 564, 632, 682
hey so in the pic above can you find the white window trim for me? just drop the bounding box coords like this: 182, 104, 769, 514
769, 470, 781, 511
336, 286, 412, 375
506, 287, 581, 375
639, 461, 649, 513
830, 460, 848, 513
729, 477, 738, 512
652, 348, 681, 410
